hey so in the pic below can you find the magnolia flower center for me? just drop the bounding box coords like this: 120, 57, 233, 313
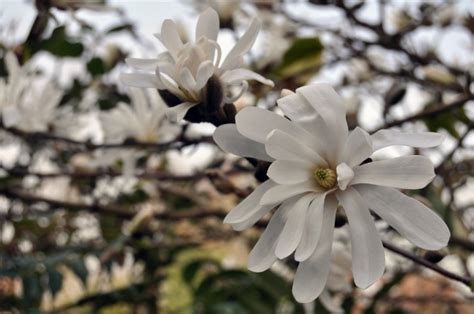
313, 167, 337, 189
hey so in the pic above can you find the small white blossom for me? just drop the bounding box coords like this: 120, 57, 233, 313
121, 8, 273, 122
0, 51, 68, 133
99, 88, 178, 144
213, 83, 450, 303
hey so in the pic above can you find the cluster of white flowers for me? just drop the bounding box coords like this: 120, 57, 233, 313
0, 5, 451, 309
121, 8, 273, 123
213, 83, 450, 302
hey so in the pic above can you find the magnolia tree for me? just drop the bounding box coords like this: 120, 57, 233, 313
0, 0, 473, 313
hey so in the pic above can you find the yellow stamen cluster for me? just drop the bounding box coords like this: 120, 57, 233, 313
313, 167, 337, 189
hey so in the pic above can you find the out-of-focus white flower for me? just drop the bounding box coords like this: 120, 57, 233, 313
110, 252, 144, 290
213, 83, 450, 303
99, 88, 178, 144
0, 51, 66, 132
121, 8, 273, 122
420, 65, 457, 85
195, 0, 241, 26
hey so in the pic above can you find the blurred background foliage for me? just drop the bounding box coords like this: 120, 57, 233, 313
0, 0, 473, 313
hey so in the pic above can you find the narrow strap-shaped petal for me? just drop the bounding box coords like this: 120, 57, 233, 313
371, 129, 444, 151
319, 290, 344, 313
165, 102, 198, 122
356, 184, 450, 250
120, 73, 159, 88
277, 91, 316, 122
230, 204, 274, 231
179, 68, 197, 93
351, 155, 435, 189
292, 196, 337, 303
267, 159, 312, 184
223, 179, 277, 224
125, 58, 159, 71
155, 19, 183, 58
195, 8, 219, 42
297, 84, 349, 162
214, 124, 273, 162
220, 68, 274, 86
220, 18, 261, 70
336, 188, 385, 288
266, 129, 327, 166
295, 192, 327, 261
340, 127, 373, 167
260, 181, 318, 206
235, 107, 322, 155
275, 194, 314, 259
248, 201, 290, 272
195, 60, 215, 90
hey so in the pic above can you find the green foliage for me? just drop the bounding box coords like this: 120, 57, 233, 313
423, 102, 469, 138
35, 26, 84, 58
87, 57, 107, 77
64, 258, 89, 285
117, 188, 150, 205
274, 37, 324, 79
182, 259, 304, 313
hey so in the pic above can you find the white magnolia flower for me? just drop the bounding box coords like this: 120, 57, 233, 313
121, 8, 273, 122
213, 83, 450, 303
99, 88, 178, 144
0, 51, 65, 132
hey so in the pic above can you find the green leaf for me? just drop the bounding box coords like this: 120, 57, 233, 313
38, 26, 84, 57
106, 23, 134, 34
182, 259, 221, 285
423, 102, 469, 138
47, 266, 63, 297
87, 57, 106, 77
274, 37, 324, 79
64, 258, 88, 284
22, 274, 43, 308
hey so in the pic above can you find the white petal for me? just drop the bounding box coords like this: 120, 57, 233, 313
297, 83, 348, 161
5, 51, 20, 76
224, 180, 277, 224
179, 68, 197, 92
158, 73, 187, 99
2, 106, 21, 127
336, 162, 354, 191
120, 73, 158, 88
351, 156, 435, 189
248, 202, 288, 272
277, 92, 316, 122
275, 194, 313, 259
356, 184, 450, 250
235, 107, 321, 154
260, 181, 317, 206
195, 60, 215, 90
221, 68, 274, 86
295, 192, 327, 261
292, 196, 337, 303
213, 124, 273, 161
340, 127, 373, 167
336, 188, 385, 288
266, 129, 327, 166
165, 102, 198, 122
267, 159, 312, 184
195, 8, 219, 41
230, 204, 274, 231
156, 19, 183, 58
371, 129, 444, 151
220, 18, 261, 70
125, 58, 159, 70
